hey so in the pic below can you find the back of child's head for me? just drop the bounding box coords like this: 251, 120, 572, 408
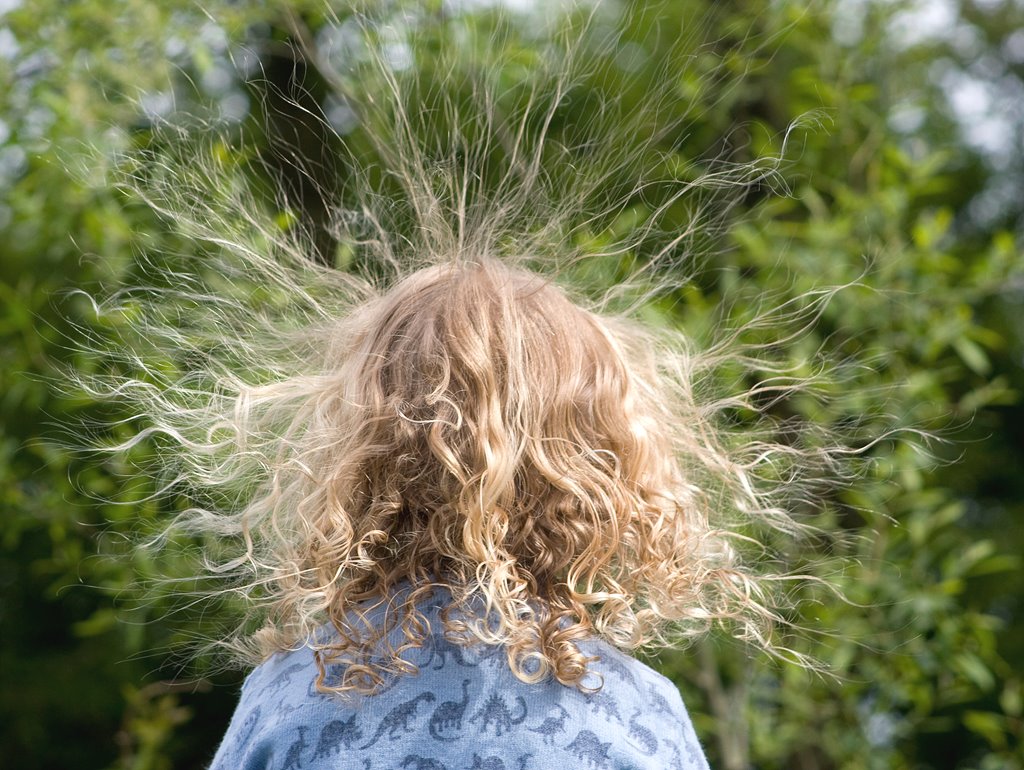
291, 259, 699, 689
76, 239, 814, 694
73, 11, 841, 697
179, 253, 782, 696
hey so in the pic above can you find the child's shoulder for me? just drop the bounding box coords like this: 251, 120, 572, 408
578, 637, 688, 717
240, 641, 318, 696
216, 632, 708, 770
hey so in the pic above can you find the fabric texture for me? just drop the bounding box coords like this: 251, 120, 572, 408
209, 596, 711, 770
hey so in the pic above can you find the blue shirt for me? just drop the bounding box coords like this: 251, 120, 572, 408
209, 599, 711, 770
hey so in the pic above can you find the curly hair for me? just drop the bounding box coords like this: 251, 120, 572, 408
138, 255, 792, 694
70, 5, 852, 696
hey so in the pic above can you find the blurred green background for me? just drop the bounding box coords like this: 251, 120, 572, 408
1, 0, 1023, 768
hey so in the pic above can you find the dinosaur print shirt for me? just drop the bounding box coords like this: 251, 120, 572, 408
208, 600, 711, 770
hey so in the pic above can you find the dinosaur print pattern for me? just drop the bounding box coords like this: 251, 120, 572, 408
208, 598, 710, 770
528, 704, 569, 744
312, 714, 362, 758
584, 687, 622, 724
468, 753, 532, 770
280, 726, 308, 770
628, 710, 659, 756
646, 682, 675, 716
681, 733, 711, 770
231, 706, 261, 752
359, 691, 436, 748
428, 678, 472, 741
423, 634, 485, 669
401, 756, 450, 770
596, 651, 640, 690
267, 662, 307, 695
664, 739, 686, 770
566, 729, 613, 769
469, 692, 528, 736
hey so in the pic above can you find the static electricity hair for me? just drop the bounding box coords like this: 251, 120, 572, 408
70, 2, 858, 694
252, 258, 758, 691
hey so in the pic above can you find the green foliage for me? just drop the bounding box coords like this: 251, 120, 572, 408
1, 1, 1022, 768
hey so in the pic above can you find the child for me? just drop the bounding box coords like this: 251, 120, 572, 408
88, 12, 825, 769
204, 258, 723, 769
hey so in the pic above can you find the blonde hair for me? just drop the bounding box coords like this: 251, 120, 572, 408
71, 3, 854, 695
84, 249, 829, 694
247, 257, 760, 691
